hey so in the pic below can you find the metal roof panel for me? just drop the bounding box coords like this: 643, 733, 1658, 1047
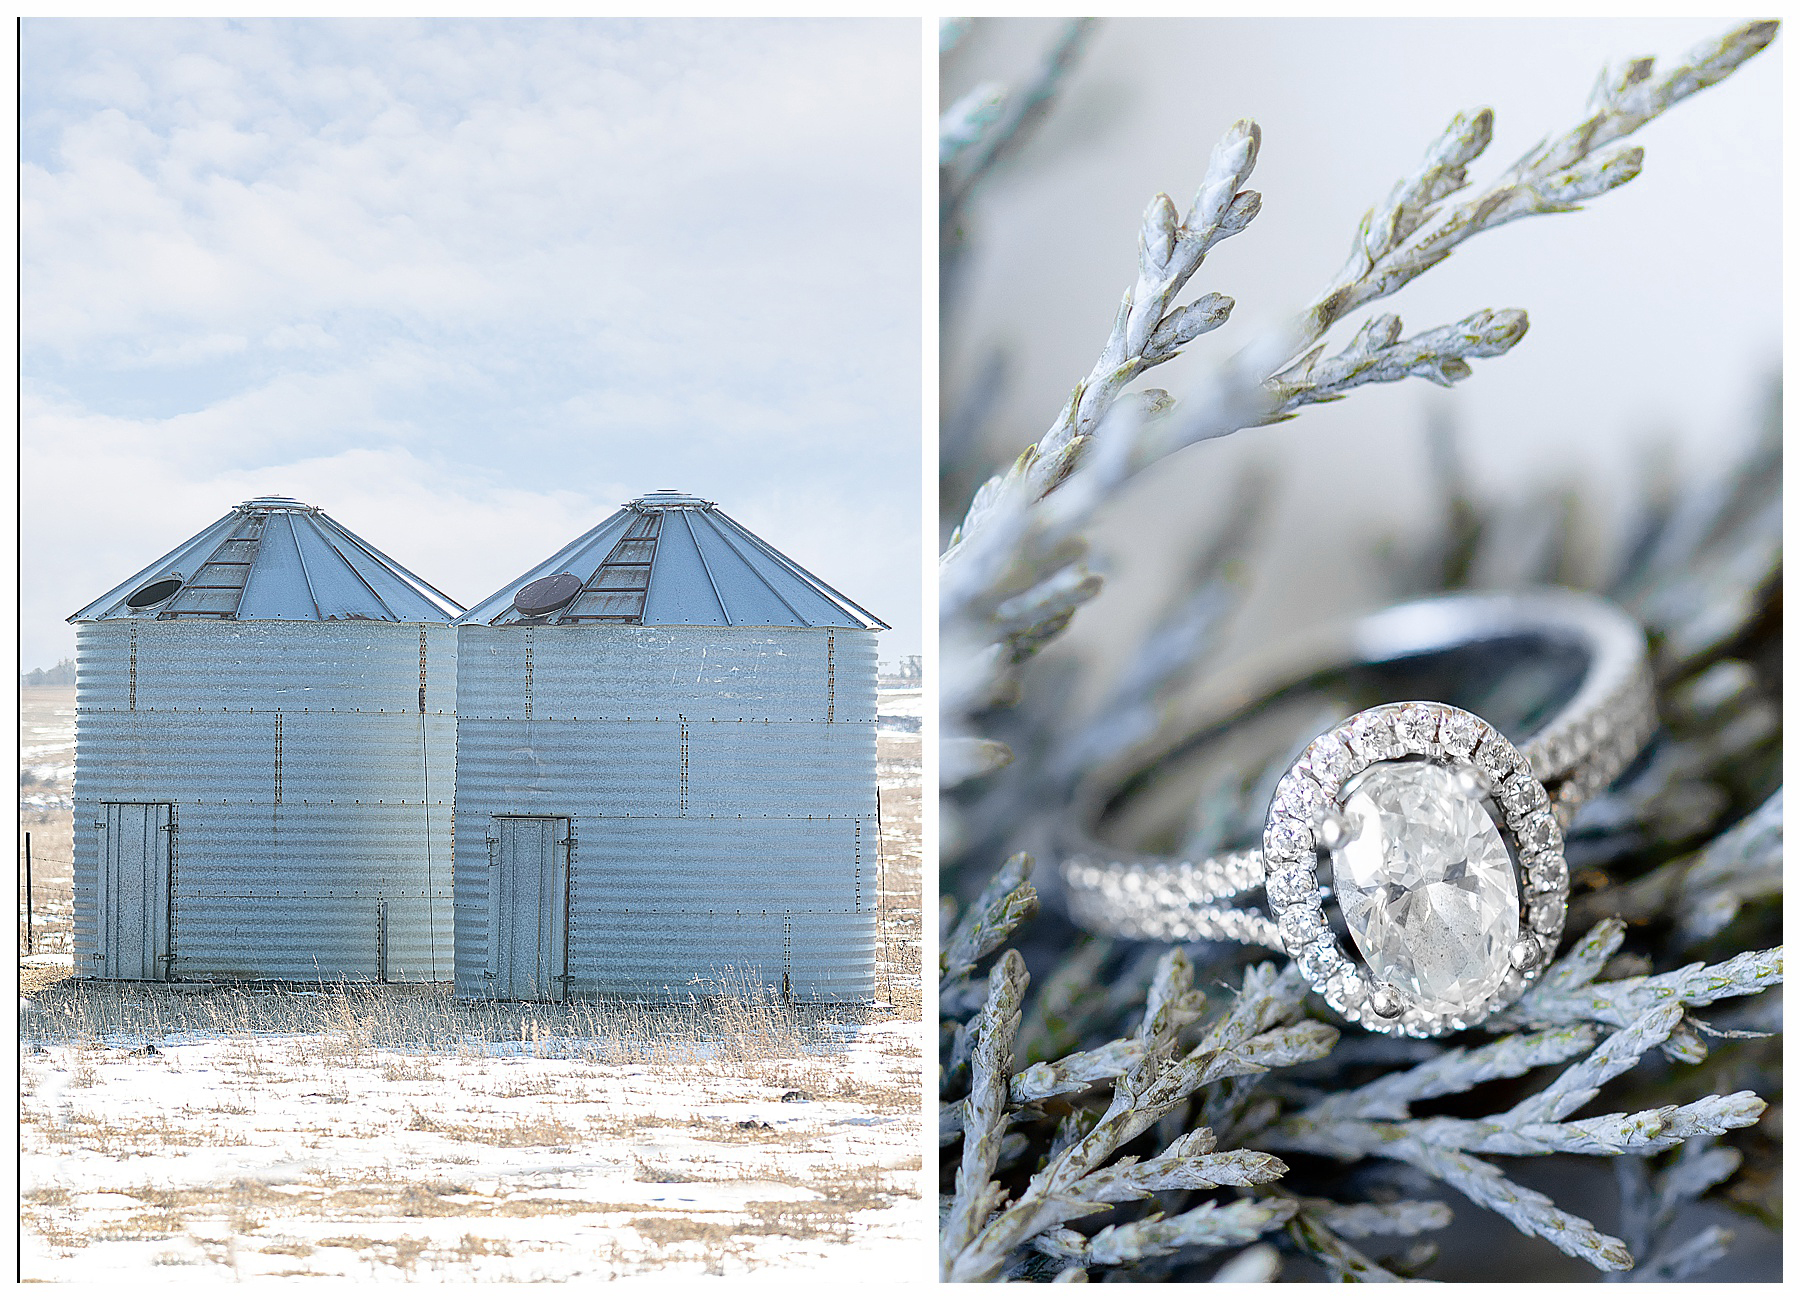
70, 497, 463, 624
681, 511, 811, 625
236, 512, 319, 619
691, 510, 854, 626
292, 515, 406, 620
458, 491, 886, 630
639, 507, 733, 625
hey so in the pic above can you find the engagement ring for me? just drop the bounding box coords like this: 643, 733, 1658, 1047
1061, 589, 1657, 1037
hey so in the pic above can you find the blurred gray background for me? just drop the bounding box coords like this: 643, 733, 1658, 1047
942, 17, 1779, 710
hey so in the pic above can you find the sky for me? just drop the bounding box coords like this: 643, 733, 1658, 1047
21, 17, 922, 669
942, 17, 1778, 700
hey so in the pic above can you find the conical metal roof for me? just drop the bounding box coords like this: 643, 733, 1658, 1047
458, 490, 887, 630
69, 497, 464, 624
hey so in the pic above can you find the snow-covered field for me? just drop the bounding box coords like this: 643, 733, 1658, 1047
21, 687, 76, 958
20, 684, 76, 810
21, 999, 925, 1281
18, 687, 927, 1281
877, 687, 923, 735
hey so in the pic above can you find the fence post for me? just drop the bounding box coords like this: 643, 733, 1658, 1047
876, 787, 888, 1005
24, 831, 33, 955
781, 912, 793, 1004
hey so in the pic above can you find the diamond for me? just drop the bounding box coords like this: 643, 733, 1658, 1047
1588, 709, 1613, 748
1525, 852, 1568, 895
1349, 711, 1397, 762
1264, 859, 1317, 907
1518, 810, 1562, 854
1497, 772, 1546, 818
1330, 760, 1519, 1019
1326, 968, 1368, 1009
1529, 896, 1567, 936
1440, 711, 1480, 758
1304, 733, 1352, 793
1474, 732, 1521, 784
1265, 816, 1314, 859
1273, 769, 1326, 822
1468, 738, 1512, 781
1368, 982, 1406, 1018
1277, 906, 1324, 951
1297, 934, 1338, 981
1395, 702, 1441, 751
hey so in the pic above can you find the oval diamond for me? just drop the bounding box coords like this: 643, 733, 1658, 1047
1329, 761, 1519, 1018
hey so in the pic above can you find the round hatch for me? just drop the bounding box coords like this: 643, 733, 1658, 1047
634, 490, 711, 508
125, 577, 183, 609
514, 572, 582, 617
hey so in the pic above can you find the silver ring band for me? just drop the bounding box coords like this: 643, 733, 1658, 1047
1060, 588, 1657, 1036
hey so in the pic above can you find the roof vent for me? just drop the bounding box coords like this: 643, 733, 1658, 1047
634, 491, 712, 508
124, 577, 183, 609
513, 572, 583, 617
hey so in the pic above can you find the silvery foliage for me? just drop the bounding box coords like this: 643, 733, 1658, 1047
939, 19, 1781, 1282
940, 16, 1776, 795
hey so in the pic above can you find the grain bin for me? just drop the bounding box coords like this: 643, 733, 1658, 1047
452, 490, 887, 1002
68, 497, 462, 982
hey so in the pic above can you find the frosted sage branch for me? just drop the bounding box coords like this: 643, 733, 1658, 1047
1493, 920, 1784, 1031
942, 955, 1334, 1281
940, 21, 1776, 779
941, 949, 1030, 1273
1293, 20, 1778, 350
1264, 961, 1778, 1271
942, 19, 1097, 238
940, 851, 1038, 997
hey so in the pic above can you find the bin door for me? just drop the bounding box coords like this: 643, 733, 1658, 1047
99, 802, 172, 981
490, 816, 569, 1001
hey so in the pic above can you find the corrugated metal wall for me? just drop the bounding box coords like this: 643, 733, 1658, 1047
72, 620, 456, 981
452, 624, 878, 1000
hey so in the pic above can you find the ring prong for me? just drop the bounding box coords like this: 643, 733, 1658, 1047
1509, 936, 1540, 971
1316, 811, 1350, 852
1369, 983, 1404, 1019
1454, 764, 1489, 798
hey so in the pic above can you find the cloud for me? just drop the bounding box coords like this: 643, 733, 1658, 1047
22, 17, 922, 666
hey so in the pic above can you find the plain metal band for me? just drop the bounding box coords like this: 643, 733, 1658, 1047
1062, 589, 1656, 948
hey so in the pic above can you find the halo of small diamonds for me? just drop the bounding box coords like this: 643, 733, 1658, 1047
1262, 701, 1568, 1037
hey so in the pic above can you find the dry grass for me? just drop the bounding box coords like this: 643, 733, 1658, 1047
453, 1233, 513, 1259
623, 1160, 907, 1254
381, 1055, 444, 1083
21, 1119, 922, 1278
304, 1234, 432, 1273
405, 1108, 584, 1148
22, 968, 860, 1063
628, 1215, 740, 1248
478, 1072, 559, 1097
37, 1112, 253, 1159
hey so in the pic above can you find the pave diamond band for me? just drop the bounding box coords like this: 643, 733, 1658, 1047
1061, 589, 1656, 1037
